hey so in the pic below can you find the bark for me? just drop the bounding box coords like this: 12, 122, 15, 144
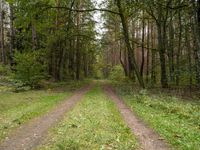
116, 0, 145, 88
119, 40, 128, 76
157, 23, 168, 88
9, 4, 14, 66
131, 20, 136, 81
168, 10, 175, 82
76, 0, 81, 80
140, 12, 145, 77
185, 24, 192, 87
146, 20, 150, 83
0, 1, 5, 64
176, 1, 182, 86
58, 0, 75, 80
156, 4, 168, 88
197, 0, 200, 86
151, 22, 156, 84
192, 0, 200, 86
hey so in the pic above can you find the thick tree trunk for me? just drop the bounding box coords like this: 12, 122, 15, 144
197, 0, 200, 86
157, 23, 168, 88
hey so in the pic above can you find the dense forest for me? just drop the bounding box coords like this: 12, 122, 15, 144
0, 0, 200, 89
0, 1, 200, 150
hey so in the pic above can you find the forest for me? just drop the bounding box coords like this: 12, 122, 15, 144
0, 0, 200, 150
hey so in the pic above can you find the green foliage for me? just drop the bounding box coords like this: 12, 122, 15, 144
109, 65, 125, 81
14, 50, 47, 88
113, 83, 200, 150
0, 64, 11, 76
38, 86, 137, 150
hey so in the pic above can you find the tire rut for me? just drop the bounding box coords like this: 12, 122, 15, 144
103, 84, 171, 150
0, 84, 92, 150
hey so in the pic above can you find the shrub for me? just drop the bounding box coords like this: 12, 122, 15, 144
0, 64, 11, 76
14, 50, 47, 88
109, 65, 125, 81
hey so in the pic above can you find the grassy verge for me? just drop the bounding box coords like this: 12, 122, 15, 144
0, 80, 88, 142
112, 81, 200, 150
37, 85, 137, 150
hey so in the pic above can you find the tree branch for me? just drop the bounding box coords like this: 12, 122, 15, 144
43, 6, 120, 15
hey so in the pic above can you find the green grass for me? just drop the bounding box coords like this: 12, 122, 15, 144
37, 85, 137, 150
0, 80, 87, 142
112, 82, 200, 150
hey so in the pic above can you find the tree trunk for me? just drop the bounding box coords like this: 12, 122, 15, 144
131, 20, 136, 81
168, 10, 175, 82
0, 1, 5, 64
157, 23, 168, 88
146, 20, 150, 83
9, 3, 14, 66
196, 0, 200, 86
119, 39, 128, 76
116, 0, 145, 88
140, 12, 145, 77
176, 2, 182, 86
185, 24, 192, 87
151, 22, 156, 84
76, 0, 81, 80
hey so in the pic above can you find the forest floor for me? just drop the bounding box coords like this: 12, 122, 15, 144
0, 80, 199, 150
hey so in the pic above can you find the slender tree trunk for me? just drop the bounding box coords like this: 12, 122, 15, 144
140, 12, 145, 77
69, 39, 75, 79
146, 20, 150, 83
131, 20, 136, 81
0, 1, 5, 64
116, 0, 145, 88
185, 24, 192, 87
168, 10, 175, 82
119, 39, 128, 76
9, 3, 14, 66
176, 2, 182, 86
151, 22, 156, 84
76, 0, 81, 80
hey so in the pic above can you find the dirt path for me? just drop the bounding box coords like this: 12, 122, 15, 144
0, 84, 92, 150
103, 85, 171, 150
